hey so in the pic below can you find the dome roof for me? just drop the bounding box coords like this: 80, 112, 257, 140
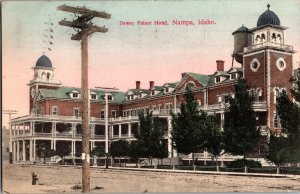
36, 55, 52, 68
232, 25, 249, 35
257, 4, 280, 27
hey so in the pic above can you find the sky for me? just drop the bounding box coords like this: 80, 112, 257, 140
2, 0, 300, 126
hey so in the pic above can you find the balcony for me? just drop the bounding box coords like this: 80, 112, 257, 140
252, 101, 267, 111
244, 42, 293, 53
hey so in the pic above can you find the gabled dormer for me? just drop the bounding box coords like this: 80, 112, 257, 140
227, 67, 243, 80
213, 71, 230, 83
69, 89, 80, 99
90, 91, 98, 100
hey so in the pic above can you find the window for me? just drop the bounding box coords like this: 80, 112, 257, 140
261, 33, 266, 42
151, 90, 155, 96
230, 73, 236, 80
250, 58, 260, 72
111, 110, 116, 118
73, 93, 79, 98
127, 96, 130, 100
107, 95, 113, 101
100, 110, 105, 119
91, 94, 97, 100
224, 95, 230, 103
272, 33, 276, 41
40, 107, 44, 115
52, 106, 58, 115
215, 76, 221, 83
74, 108, 80, 118
276, 58, 286, 71
218, 96, 222, 103
165, 88, 169, 93
257, 89, 263, 101
186, 82, 195, 89
273, 112, 281, 128
47, 72, 50, 80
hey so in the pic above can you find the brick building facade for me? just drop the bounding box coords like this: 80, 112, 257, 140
11, 5, 296, 164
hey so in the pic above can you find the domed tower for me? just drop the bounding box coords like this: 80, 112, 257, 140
232, 25, 250, 65
28, 55, 61, 113
242, 4, 295, 133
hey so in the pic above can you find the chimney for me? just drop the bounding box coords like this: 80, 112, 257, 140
149, 81, 154, 89
216, 60, 225, 71
136, 81, 141, 89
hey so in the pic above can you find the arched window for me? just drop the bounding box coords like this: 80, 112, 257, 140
272, 33, 276, 41
47, 72, 50, 80
256, 88, 262, 101
256, 35, 261, 44
261, 33, 266, 42
277, 34, 282, 44
41, 72, 46, 78
186, 82, 195, 89
274, 88, 280, 104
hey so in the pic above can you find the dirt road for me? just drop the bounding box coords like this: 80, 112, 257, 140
2, 162, 300, 193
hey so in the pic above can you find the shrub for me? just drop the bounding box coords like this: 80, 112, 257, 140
227, 159, 262, 168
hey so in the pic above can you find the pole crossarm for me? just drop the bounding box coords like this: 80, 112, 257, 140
71, 26, 108, 40
57, 5, 111, 19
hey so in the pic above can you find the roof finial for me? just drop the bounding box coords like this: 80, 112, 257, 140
267, 4, 270, 10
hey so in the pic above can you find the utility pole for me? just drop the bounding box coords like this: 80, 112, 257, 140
57, 5, 110, 193
3, 110, 18, 164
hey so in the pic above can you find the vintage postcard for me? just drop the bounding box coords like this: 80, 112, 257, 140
2, 0, 300, 193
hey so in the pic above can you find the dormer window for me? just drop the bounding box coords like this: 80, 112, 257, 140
107, 95, 113, 101
91, 94, 97, 100
230, 73, 236, 80
73, 93, 79, 98
215, 76, 221, 83
127, 96, 130, 100
151, 90, 155, 96
165, 88, 169, 93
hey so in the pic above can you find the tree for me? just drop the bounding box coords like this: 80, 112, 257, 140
91, 146, 105, 166
276, 90, 300, 163
223, 78, 260, 159
203, 114, 223, 166
56, 141, 71, 164
171, 86, 205, 166
128, 141, 144, 166
110, 139, 129, 166
266, 133, 290, 167
135, 110, 167, 165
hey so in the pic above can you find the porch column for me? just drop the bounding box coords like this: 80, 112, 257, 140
23, 123, 25, 136
72, 123, 76, 138
29, 140, 33, 162
17, 141, 20, 161
53, 140, 56, 150
22, 140, 26, 161
167, 117, 176, 158
13, 125, 16, 137
220, 112, 224, 131
13, 141, 16, 162
91, 124, 95, 138
33, 139, 36, 161
32, 121, 35, 136
52, 122, 56, 138
71, 141, 74, 157
73, 141, 76, 156
17, 125, 20, 137
119, 124, 121, 138
128, 123, 131, 137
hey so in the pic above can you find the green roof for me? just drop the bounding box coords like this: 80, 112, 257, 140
187, 72, 211, 87
39, 87, 126, 103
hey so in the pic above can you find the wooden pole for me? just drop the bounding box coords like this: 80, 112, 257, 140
81, 33, 90, 192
